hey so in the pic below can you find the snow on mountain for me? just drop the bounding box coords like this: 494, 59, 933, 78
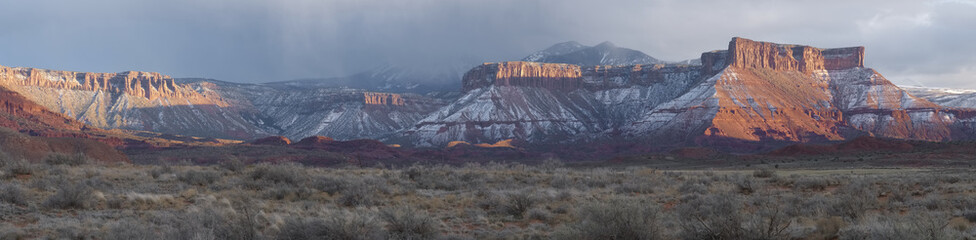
522, 41, 588, 62
402, 37, 976, 148
902, 86, 976, 109
522, 41, 663, 66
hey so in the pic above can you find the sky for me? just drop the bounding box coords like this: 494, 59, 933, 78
1, 0, 974, 88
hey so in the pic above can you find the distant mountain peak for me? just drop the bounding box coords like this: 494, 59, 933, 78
522, 41, 661, 66
551, 41, 584, 48
594, 41, 616, 48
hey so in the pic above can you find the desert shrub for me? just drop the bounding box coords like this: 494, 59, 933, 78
676, 182, 708, 195
549, 175, 574, 189
338, 184, 377, 207
538, 158, 564, 171
0, 183, 27, 205
149, 164, 173, 179
403, 165, 476, 191
277, 211, 384, 240
555, 198, 663, 240
249, 163, 305, 186
43, 182, 94, 209
839, 211, 953, 240
733, 175, 755, 195
964, 212, 976, 223
176, 202, 262, 240
0, 224, 26, 240
44, 153, 91, 166
806, 216, 846, 240
177, 169, 221, 186
526, 207, 552, 222
677, 193, 747, 239
220, 158, 246, 172
264, 185, 314, 201
616, 178, 657, 194
505, 190, 538, 218
830, 179, 878, 220
3, 159, 34, 177
0, 151, 8, 168
380, 206, 440, 240
753, 168, 776, 178
793, 176, 830, 192
743, 194, 795, 239
312, 176, 349, 195
102, 220, 161, 240
475, 192, 507, 215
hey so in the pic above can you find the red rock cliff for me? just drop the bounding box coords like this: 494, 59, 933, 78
364, 92, 406, 106
462, 62, 582, 92
822, 47, 865, 70
0, 65, 190, 100
706, 37, 865, 75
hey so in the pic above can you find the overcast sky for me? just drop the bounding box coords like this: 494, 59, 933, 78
1, 0, 974, 88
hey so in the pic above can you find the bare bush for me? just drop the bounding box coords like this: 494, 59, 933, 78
831, 179, 878, 220
220, 158, 246, 172
44, 153, 91, 166
149, 164, 173, 179
44, 182, 94, 209
505, 190, 538, 218
338, 184, 377, 207
249, 163, 306, 186
753, 168, 776, 178
839, 211, 953, 240
312, 176, 348, 195
678, 193, 747, 239
178, 170, 221, 186
0, 183, 27, 205
277, 211, 384, 240
555, 198, 664, 240
3, 159, 34, 177
380, 206, 440, 240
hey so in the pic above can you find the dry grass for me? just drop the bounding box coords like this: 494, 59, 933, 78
0, 156, 974, 239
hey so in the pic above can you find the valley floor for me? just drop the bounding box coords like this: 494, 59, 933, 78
1, 155, 976, 239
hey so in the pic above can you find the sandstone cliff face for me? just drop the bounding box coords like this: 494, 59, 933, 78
426, 37, 971, 149
628, 37, 958, 145
0, 65, 272, 140
462, 62, 582, 92
364, 92, 406, 106
405, 61, 703, 146
823, 47, 865, 70
0, 66, 193, 100
240, 86, 445, 141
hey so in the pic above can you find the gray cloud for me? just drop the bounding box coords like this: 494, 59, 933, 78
1, 0, 974, 88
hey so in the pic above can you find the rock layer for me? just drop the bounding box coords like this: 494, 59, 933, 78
409, 37, 975, 149
462, 62, 582, 92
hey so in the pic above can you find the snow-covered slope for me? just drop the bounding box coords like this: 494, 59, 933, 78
522, 41, 663, 66
179, 79, 447, 141
404, 37, 975, 148
902, 86, 976, 109
400, 62, 703, 146
0, 66, 274, 140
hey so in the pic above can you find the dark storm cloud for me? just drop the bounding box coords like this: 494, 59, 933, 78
1, 0, 974, 87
